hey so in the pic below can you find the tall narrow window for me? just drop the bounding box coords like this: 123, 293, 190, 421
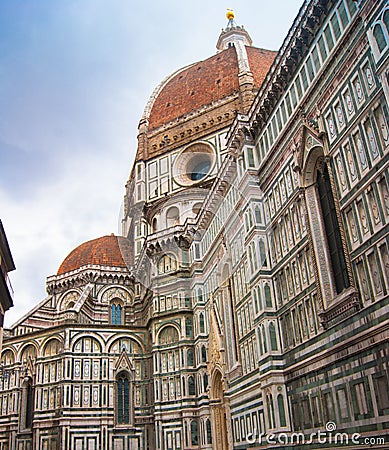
201, 346, 207, 363
191, 420, 199, 445
25, 380, 33, 429
206, 418, 212, 444
187, 349, 194, 366
199, 313, 205, 333
317, 164, 350, 294
116, 372, 131, 424
111, 303, 122, 325
269, 322, 278, 351
185, 318, 193, 337
278, 394, 287, 427
188, 376, 196, 395
20, 378, 34, 431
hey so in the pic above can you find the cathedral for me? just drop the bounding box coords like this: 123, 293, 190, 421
1, 0, 389, 448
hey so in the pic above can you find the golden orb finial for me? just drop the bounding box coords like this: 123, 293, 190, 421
226, 9, 235, 21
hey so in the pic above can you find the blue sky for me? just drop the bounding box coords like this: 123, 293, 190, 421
1, 0, 303, 325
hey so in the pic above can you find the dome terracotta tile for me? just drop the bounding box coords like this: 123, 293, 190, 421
57, 235, 132, 275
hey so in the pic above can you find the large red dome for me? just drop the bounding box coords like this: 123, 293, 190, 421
57, 235, 132, 275
147, 46, 276, 131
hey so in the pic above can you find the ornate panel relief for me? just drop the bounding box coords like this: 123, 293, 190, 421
101, 287, 132, 305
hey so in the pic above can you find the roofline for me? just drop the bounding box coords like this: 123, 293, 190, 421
0, 220, 16, 272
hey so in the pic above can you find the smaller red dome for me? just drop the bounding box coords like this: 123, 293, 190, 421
57, 235, 132, 275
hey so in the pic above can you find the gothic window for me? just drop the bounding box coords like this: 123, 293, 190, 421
201, 346, 207, 363
166, 206, 180, 228
188, 376, 195, 395
185, 318, 193, 338
111, 302, 122, 325
197, 288, 203, 303
254, 205, 262, 223
203, 373, 208, 391
259, 240, 267, 266
261, 325, 267, 353
373, 24, 387, 53
191, 420, 199, 446
269, 322, 278, 351
187, 349, 194, 366
20, 378, 34, 431
116, 371, 132, 425
199, 313, 205, 334
264, 284, 272, 308
253, 289, 259, 314
277, 394, 287, 427
206, 418, 212, 444
317, 164, 350, 294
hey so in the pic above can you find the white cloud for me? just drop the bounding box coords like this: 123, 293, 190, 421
1, 0, 303, 326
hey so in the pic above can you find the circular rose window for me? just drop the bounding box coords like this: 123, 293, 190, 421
173, 142, 215, 186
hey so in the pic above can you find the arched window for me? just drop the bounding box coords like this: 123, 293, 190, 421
265, 284, 272, 308
258, 327, 263, 355
317, 164, 350, 294
188, 376, 195, 395
203, 373, 208, 390
158, 326, 179, 345
185, 318, 193, 337
166, 206, 180, 228
187, 349, 194, 366
262, 325, 268, 353
191, 420, 199, 445
116, 371, 132, 424
111, 302, 122, 325
20, 378, 34, 431
158, 254, 177, 273
199, 313, 205, 334
269, 322, 278, 351
254, 205, 262, 223
201, 346, 207, 362
259, 240, 267, 266
206, 418, 212, 444
374, 24, 387, 53
197, 287, 203, 303
152, 217, 158, 233
278, 394, 287, 427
